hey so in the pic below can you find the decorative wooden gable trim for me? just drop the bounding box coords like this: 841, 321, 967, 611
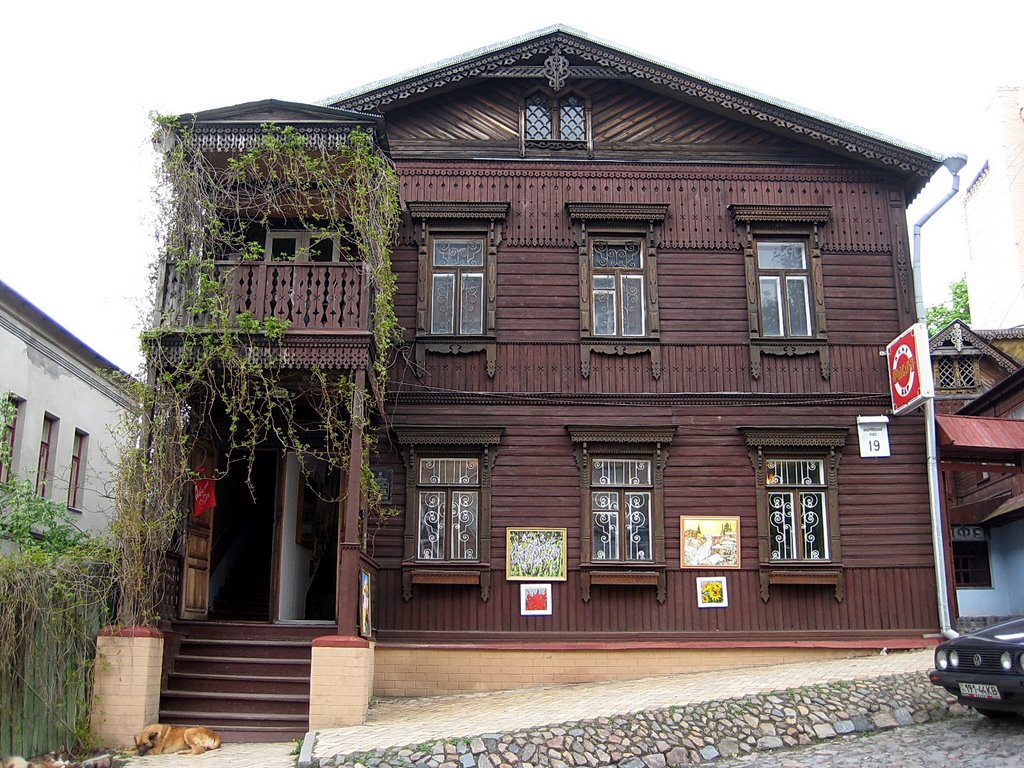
327, 28, 941, 198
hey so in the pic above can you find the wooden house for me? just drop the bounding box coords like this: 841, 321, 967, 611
136, 26, 953, 739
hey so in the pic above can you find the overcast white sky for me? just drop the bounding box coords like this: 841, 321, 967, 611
2, 0, 1021, 373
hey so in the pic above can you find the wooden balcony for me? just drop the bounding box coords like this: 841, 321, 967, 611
155, 260, 373, 370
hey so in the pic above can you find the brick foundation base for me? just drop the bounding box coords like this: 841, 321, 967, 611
309, 637, 375, 728
89, 628, 163, 748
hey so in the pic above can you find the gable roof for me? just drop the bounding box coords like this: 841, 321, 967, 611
323, 25, 945, 199
930, 318, 1022, 374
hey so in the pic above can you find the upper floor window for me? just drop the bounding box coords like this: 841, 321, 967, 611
730, 205, 832, 380
68, 430, 88, 509
36, 414, 58, 497
522, 92, 590, 151
756, 240, 812, 337
1, 394, 22, 483
568, 203, 668, 379
265, 230, 346, 262
591, 239, 647, 337
429, 237, 486, 335
408, 202, 510, 378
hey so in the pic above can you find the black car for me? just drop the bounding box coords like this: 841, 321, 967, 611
929, 617, 1024, 716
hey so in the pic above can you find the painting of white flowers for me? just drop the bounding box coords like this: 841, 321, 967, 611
506, 527, 567, 581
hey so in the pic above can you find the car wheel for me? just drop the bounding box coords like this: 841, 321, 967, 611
974, 707, 1017, 719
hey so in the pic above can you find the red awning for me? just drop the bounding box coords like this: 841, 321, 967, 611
936, 414, 1024, 451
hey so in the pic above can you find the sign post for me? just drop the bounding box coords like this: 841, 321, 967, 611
886, 323, 934, 415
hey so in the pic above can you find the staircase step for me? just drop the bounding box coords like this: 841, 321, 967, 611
161, 690, 309, 716
167, 672, 310, 695
159, 707, 308, 733
179, 638, 312, 659
172, 655, 311, 677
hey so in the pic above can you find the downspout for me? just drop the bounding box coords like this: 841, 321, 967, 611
911, 153, 967, 639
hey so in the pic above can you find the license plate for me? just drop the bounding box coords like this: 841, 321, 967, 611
960, 682, 1001, 700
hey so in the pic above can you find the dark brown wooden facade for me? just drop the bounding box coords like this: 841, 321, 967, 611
323, 27, 948, 645
157, 28, 951, 653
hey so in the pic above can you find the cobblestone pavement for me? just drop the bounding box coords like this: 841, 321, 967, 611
122, 649, 954, 768
713, 714, 1024, 767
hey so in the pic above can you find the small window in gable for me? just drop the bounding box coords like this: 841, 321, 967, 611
935, 356, 979, 392
730, 205, 832, 380
408, 202, 510, 378
521, 92, 591, 153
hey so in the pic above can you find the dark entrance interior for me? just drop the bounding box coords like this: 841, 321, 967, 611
208, 450, 277, 620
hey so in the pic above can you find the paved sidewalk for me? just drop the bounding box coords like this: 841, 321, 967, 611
124, 648, 936, 768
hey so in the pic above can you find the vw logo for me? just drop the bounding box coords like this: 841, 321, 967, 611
973, 654, 983, 667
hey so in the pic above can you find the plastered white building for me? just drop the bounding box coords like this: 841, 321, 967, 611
1, 278, 133, 534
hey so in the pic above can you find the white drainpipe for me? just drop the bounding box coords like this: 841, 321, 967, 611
911, 153, 967, 639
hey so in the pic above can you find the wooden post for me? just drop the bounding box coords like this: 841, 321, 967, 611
335, 369, 365, 636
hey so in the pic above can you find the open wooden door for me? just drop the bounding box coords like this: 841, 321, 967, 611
180, 447, 217, 620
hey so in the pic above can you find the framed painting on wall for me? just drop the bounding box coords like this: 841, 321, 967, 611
696, 576, 729, 608
520, 583, 553, 616
359, 568, 373, 638
681, 516, 740, 568
506, 527, 567, 581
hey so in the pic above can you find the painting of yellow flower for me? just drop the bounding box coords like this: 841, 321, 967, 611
696, 576, 729, 608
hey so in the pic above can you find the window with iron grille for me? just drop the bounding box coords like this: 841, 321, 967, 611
953, 540, 992, 587
590, 458, 654, 562
415, 457, 481, 561
741, 426, 847, 602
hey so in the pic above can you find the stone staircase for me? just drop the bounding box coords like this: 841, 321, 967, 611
160, 621, 332, 743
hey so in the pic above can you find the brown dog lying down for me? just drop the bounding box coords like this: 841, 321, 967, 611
132, 724, 223, 756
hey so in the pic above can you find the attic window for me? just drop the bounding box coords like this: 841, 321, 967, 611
521, 92, 591, 153
935, 356, 978, 391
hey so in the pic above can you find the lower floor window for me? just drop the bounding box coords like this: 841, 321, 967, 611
766, 458, 829, 561
417, 458, 479, 560
591, 458, 653, 562
953, 540, 992, 587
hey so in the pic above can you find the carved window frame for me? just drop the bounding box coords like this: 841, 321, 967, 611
567, 425, 676, 603
729, 205, 832, 380
520, 89, 592, 154
408, 202, 510, 378
567, 203, 668, 379
395, 425, 504, 601
740, 426, 847, 603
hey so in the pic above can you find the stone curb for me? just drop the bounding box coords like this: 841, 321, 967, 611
315, 671, 966, 768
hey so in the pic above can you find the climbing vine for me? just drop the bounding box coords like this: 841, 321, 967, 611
105, 116, 402, 627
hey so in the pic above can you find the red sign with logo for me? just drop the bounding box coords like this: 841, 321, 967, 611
886, 323, 934, 415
